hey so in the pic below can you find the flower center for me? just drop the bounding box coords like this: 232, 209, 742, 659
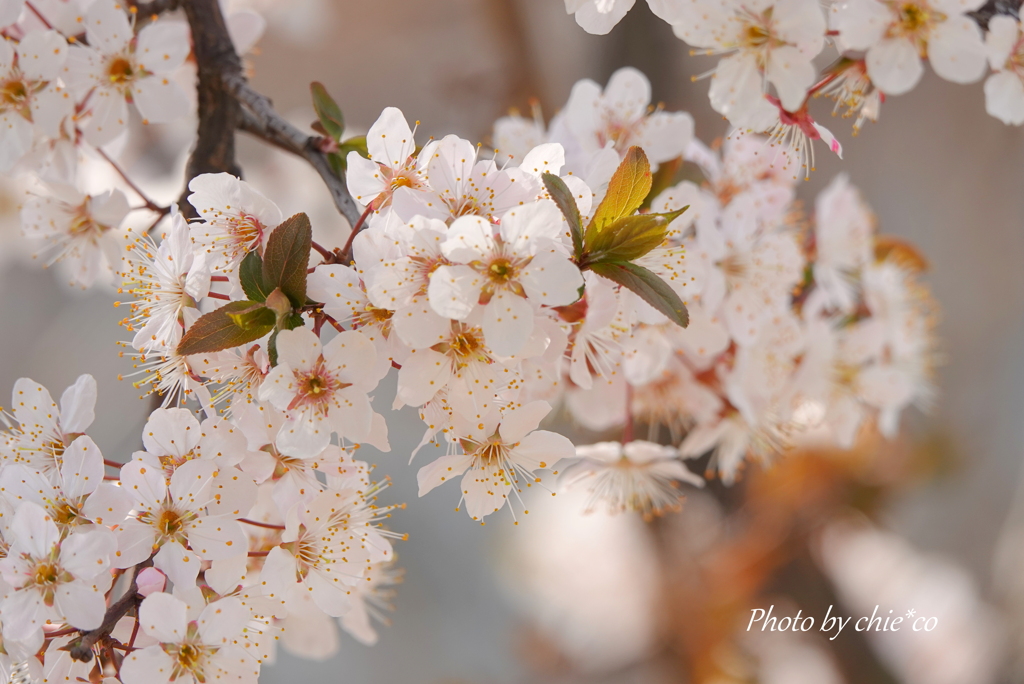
68, 210, 102, 238
1, 78, 28, 107
289, 360, 350, 414
741, 22, 771, 49
449, 330, 482, 358
32, 562, 61, 587
488, 258, 514, 282
107, 56, 135, 85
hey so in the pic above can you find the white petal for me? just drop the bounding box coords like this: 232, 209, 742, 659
135, 20, 190, 73
366, 106, 415, 167
59, 435, 104, 499
866, 37, 923, 95
54, 581, 107, 631
59, 374, 96, 434
417, 453, 473, 496
139, 591, 188, 642
120, 647, 174, 684
59, 528, 115, 579
12, 501, 58, 558
928, 15, 987, 84
132, 76, 189, 124
483, 290, 534, 356
766, 45, 815, 111
984, 71, 1024, 125
397, 348, 452, 407
499, 400, 551, 443
427, 264, 482, 320
153, 541, 200, 587
187, 517, 246, 561
197, 596, 249, 646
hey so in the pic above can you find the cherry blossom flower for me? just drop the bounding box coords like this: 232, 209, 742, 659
561, 440, 704, 519
1, 374, 96, 476
984, 15, 1024, 125
564, 0, 634, 35
670, 0, 826, 126
337, 559, 402, 646
0, 435, 132, 533
0, 502, 116, 647
561, 67, 694, 171
21, 183, 130, 288
830, 0, 987, 96
812, 173, 874, 312
186, 173, 284, 272
121, 209, 211, 353
345, 107, 431, 212
260, 486, 397, 616
121, 592, 260, 684
0, 30, 69, 171
258, 328, 383, 457
63, 0, 191, 146
417, 401, 574, 520
427, 202, 584, 356
113, 458, 254, 571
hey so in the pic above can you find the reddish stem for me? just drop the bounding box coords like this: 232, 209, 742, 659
102, 459, 122, 469
210, 275, 229, 282
94, 147, 166, 214
247, 550, 270, 557
311, 240, 334, 261
239, 518, 285, 530
26, 1, 54, 29
338, 205, 373, 264
208, 292, 231, 300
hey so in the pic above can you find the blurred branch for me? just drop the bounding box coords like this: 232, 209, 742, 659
129, 0, 180, 15
180, 0, 361, 227
229, 76, 362, 226
180, 0, 243, 217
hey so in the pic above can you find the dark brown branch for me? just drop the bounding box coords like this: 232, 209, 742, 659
179, 0, 243, 218
68, 572, 141, 662
231, 81, 362, 227
129, 0, 181, 16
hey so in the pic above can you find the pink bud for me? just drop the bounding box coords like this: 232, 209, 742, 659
136, 567, 167, 597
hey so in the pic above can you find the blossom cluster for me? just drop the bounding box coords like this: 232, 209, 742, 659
0, 0, 941, 678
1, 0, 261, 288
566, 0, 1024, 161
0, 373, 401, 681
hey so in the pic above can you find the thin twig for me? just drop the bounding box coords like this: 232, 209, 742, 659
239, 517, 285, 530
94, 147, 166, 214
25, 1, 54, 29
338, 204, 373, 264
230, 80, 362, 227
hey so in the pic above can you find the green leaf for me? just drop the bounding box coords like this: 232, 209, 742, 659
339, 135, 368, 160
177, 301, 276, 356
239, 251, 271, 303
267, 329, 280, 367
262, 213, 312, 307
310, 82, 344, 141
326, 151, 346, 177
587, 146, 652, 235
640, 156, 683, 211
541, 172, 584, 261
584, 214, 670, 265
589, 261, 689, 327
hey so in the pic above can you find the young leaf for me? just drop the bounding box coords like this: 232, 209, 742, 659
339, 135, 369, 160
262, 213, 312, 307
583, 214, 670, 265
541, 172, 583, 260
310, 82, 345, 141
641, 156, 683, 211
589, 261, 689, 327
239, 251, 271, 303
587, 146, 652, 234
177, 301, 276, 356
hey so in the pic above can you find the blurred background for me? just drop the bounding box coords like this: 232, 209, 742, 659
4, 0, 1024, 681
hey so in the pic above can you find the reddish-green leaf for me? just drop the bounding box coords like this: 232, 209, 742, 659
584, 214, 670, 264
589, 261, 688, 327
239, 251, 270, 303
541, 172, 583, 260
262, 213, 312, 307
310, 82, 344, 141
177, 301, 276, 356
587, 146, 652, 234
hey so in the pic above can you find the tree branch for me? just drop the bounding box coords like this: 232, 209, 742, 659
68, 571, 141, 662
179, 0, 243, 217
229, 75, 362, 227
